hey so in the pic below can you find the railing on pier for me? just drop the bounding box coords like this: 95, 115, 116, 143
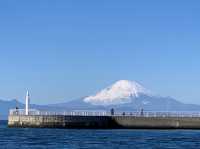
9, 109, 200, 117
9, 109, 109, 116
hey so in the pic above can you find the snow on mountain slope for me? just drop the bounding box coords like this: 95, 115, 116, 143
84, 80, 151, 106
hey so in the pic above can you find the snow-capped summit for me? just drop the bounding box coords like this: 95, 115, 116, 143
40, 80, 200, 112
84, 80, 151, 106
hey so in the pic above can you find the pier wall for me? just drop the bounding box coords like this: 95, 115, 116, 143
8, 115, 113, 128
8, 115, 200, 129
113, 116, 200, 129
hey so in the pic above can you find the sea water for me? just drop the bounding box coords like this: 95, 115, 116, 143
0, 120, 200, 149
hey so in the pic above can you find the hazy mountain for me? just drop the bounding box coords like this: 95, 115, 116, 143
0, 99, 64, 120
49, 80, 200, 111
0, 99, 24, 119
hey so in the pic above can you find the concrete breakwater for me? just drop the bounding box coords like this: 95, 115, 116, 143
9, 92, 200, 129
8, 115, 200, 129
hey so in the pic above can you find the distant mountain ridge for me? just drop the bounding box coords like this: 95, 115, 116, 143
0, 99, 24, 119
1, 80, 200, 119
49, 80, 200, 111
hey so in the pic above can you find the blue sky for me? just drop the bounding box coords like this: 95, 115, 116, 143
0, 0, 200, 104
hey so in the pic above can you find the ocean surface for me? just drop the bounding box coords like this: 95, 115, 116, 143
0, 121, 200, 149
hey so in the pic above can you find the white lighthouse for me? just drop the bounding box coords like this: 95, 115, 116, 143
25, 91, 30, 115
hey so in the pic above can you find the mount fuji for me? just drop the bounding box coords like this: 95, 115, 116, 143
84, 80, 152, 106
50, 80, 200, 111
